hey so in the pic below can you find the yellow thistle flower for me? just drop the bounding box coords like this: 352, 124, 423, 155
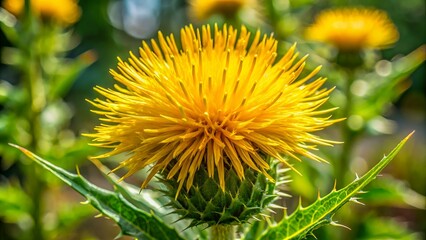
305, 8, 399, 51
3, 0, 80, 26
87, 24, 338, 195
188, 0, 253, 21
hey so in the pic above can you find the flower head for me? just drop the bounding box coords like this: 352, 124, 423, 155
3, 0, 80, 26
188, 0, 253, 21
88, 24, 338, 195
305, 8, 399, 51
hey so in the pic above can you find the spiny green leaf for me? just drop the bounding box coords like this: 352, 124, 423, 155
258, 132, 414, 240
10, 144, 185, 240
90, 159, 205, 240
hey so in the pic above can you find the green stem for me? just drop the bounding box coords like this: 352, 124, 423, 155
27, 168, 45, 240
22, 3, 46, 239
210, 225, 235, 240
25, 50, 46, 240
27, 82, 45, 240
335, 69, 356, 187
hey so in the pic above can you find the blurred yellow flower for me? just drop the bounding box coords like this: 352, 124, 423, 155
305, 8, 399, 51
87, 24, 338, 194
3, 0, 80, 25
188, 0, 253, 21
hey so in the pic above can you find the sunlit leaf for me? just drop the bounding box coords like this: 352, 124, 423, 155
11, 144, 185, 240
258, 132, 413, 240
90, 159, 207, 240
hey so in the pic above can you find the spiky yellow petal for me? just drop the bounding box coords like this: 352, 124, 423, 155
87, 24, 339, 194
305, 8, 399, 51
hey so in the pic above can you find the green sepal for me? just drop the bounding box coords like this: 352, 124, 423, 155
258, 132, 414, 240
10, 144, 185, 240
159, 158, 279, 227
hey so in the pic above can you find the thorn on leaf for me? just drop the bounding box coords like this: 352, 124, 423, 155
330, 221, 351, 230
270, 203, 286, 210
349, 197, 365, 205
308, 232, 318, 239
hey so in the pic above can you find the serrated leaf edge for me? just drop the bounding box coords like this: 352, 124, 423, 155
258, 132, 414, 240
10, 143, 185, 240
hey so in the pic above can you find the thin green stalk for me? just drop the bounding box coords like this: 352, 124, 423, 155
335, 69, 356, 187
26, 62, 45, 240
211, 225, 235, 240
26, 167, 45, 240
25, 48, 45, 240
22, 2, 46, 238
